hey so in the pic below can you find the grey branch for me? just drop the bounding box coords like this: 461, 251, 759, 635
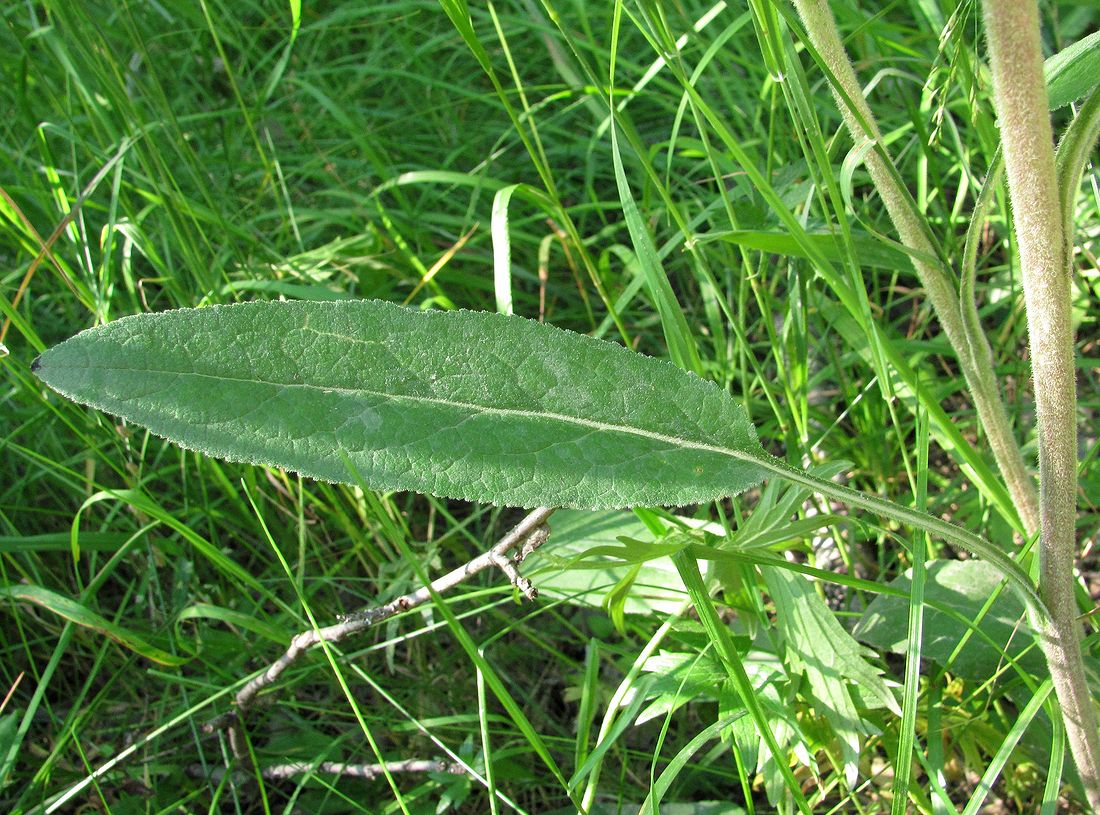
193, 758, 466, 783
207, 507, 555, 731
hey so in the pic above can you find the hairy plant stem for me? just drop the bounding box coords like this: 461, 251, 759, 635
794, 0, 1099, 805
790, 0, 1040, 536
980, 1, 1100, 807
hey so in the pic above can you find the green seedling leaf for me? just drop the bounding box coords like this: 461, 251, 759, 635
32, 300, 764, 510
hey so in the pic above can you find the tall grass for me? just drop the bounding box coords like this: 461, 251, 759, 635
1, 1, 1098, 813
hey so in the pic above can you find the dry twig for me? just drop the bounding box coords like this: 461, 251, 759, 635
207, 507, 555, 733
193, 758, 466, 783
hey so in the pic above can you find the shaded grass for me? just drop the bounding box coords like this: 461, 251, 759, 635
1, 0, 1098, 813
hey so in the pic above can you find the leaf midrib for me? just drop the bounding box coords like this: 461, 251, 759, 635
93, 364, 758, 463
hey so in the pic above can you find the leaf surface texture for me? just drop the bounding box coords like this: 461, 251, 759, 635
34, 300, 766, 509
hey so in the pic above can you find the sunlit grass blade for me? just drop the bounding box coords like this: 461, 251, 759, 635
893, 406, 931, 814
0, 585, 187, 666
638, 711, 747, 815
671, 547, 813, 815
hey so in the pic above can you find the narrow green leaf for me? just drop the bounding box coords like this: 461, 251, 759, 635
73, 489, 266, 595
893, 407, 931, 815
33, 300, 764, 510
0, 532, 128, 554
638, 712, 747, 815
1042, 691, 1067, 815
288, 0, 300, 43
176, 603, 291, 645
0, 585, 187, 666
671, 549, 813, 815
388, 528, 575, 801
524, 509, 687, 615
762, 565, 898, 789
490, 184, 520, 316
637, 650, 729, 725
607, 4, 701, 375
726, 515, 846, 552
960, 681, 1054, 815
574, 639, 601, 774
702, 228, 913, 271
609, 121, 702, 374
1056, 83, 1100, 264
566, 675, 652, 791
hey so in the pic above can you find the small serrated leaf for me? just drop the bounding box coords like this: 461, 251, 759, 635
853, 560, 1041, 679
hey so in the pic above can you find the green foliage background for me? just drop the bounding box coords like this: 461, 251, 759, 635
1, 1, 1098, 812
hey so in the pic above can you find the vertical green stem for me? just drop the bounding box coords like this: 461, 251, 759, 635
980, 1, 1100, 808
790, 0, 1040, 535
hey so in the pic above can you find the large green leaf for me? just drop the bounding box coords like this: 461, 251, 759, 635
33, 300, 1045, 617
32, 300, 764, 510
